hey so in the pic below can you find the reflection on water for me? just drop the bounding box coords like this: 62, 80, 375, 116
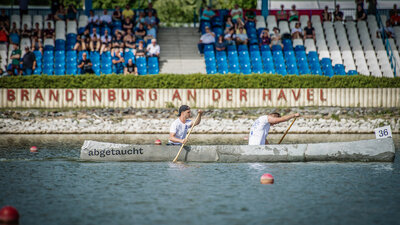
0, 134, 399, 225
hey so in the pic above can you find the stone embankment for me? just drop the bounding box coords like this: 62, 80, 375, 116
0, 107, 399, 134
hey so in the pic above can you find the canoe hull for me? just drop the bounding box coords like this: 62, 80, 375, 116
80, 138, 395, 162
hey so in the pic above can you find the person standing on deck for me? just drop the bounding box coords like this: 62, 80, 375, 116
249, 112, 300, 145
168, 105, 203, 145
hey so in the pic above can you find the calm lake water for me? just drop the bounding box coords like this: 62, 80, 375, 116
0, 134, 399, 225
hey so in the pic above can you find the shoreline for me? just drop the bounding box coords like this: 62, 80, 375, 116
1, 107, 399, 134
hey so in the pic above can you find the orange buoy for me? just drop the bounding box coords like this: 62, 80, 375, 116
260, 173, 274, 184
30, 146, 38, 153
154, 139, 162, 145
0, 206, 19, 223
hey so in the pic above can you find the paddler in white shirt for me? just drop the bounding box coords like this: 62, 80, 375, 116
168, 105, 203, 145
249, 112, 300, 145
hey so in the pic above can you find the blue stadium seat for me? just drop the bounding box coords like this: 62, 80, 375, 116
249, 45, 260, 52
216, 51, 229, 74
136, 57, 147, 75
204, 44, 214, 52
100, 51, 112, 74
334, 64, 346, 75
347, 70, 358, 75
148, 57, 159, 74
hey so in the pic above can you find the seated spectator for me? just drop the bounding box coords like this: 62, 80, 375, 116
83, 37, 90, 51
146, 39, 160, 57
135, 41, 146, 57
90, 32, 101, 52
21, 24, 31, 39
224, 27, 236, 45
389, 4, 399, 18
333, 4, 343, 21
390, 4, 400, 26
73, 34, 84, 51
91, 27, 99, 38
235, 26, 248, 45
113, 6, 122, 22
303, 21, 315, 41
122, 5, 134, 21
145, 2, 157, 16
78, 52, 94, 74
31, 36, 43, 53
136, 12, 146, 27
276, 5, 288, 22
271, 27, 283, 48
43, 22, 55, 39
122, 17, 133, 32
20, 47, 36, 75
112, 48, 125, 74
291, 22, 302, 39
100, 29, 112, 53
124, 58, 138, 75
259, 28, 271, 46
9, 22, 20, 44
197, 26, 215, 54
322, 6, 332, 22
67, 4, 77, 21
231, 4, 244, 27
0, 25, 9, 44
6, 66, 13, 76
356, 4, 367, 21
31, 22, 43, 41
145, 11, 157, 28
10, 43, 21, 75
100, 9, 112, 27
54, 5, 66, 21
144, 24, 157, 43
88, 10, 100, 27
199, 5, 216, 32
124, 29, 136, 50
289, 5, 299, 22
355, 0, 364, 9
225, 16, 234, 33
244, 10, 256, 23
0, 9, 9, 28
112, 31, 124, 49
376, 20, 395, 38
135, 23, 147, 40
215, 35, 226, 51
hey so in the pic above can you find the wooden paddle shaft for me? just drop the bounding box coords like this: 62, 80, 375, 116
172, 113, 201, 163
278, 117, 297, 144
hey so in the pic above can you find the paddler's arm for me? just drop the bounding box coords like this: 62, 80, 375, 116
191, 110, 203, 127
268, 113, 300, 124
169, 132, 187, 144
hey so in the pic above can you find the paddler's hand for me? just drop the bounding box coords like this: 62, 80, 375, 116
198, 109, 203, 115
181, 138, 188, 145
294, 113, 300, 117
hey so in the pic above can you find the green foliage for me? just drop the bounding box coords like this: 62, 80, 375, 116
1, 74, 400, 89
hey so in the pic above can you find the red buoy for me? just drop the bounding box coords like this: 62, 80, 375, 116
154, 139, 162, 145
30, 146, 38, 153
0, 206, 19, 223
260, 173, 274, 184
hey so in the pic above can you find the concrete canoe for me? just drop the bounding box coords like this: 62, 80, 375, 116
80, 138, 395, 162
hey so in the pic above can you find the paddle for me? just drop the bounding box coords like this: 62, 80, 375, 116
278, 117, 297, 144
172, 113, 201, 163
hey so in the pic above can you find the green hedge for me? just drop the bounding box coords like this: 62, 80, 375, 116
1, 74, 400, 88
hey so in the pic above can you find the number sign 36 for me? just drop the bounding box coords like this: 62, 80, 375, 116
374, 126, 392, 139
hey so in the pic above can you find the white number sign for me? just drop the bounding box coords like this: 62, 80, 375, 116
374, 126, 392, 139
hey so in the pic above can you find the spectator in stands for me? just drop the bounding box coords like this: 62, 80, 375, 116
32, 23, 43, 41
91, 27, 99, 38
20, 0, 28, 16
146, 39, 160, 57
100, 9, 112, 27
389, 5, 400, 26
271, 27, 283, 48
333, 5, 343, 21
21, 24, 31, 39
90, 32, 101, 52
112, 49, 125, 74
199, 5, 215, 32
235, 26, 248, 45
54, 5, 66, 21
122, 5, 134, 21
88, 10, 100, 27
112, 31, 124, 49
67, 4, 77, 22
31, 36, 43, 53
113, 6, 122, 22
145, 11, 157, 28
197, 26, 215, 54
10, 43, 21, 75
376, 20, 395, 38
322, 6, 332, 22
135, 23, 147, 40
289, 5, 299, 22
245, 10, 256, 23
135, 40, 146, 57
83, 37, 90, 50
0, 25, 9, 45
389, 4, 399, 18
9, 22, 20, 44
260, 28, 271, 46
74, 35, 84, 51
144, 24, 157, 43
124, 29, 136, 50
20, 46, 36, 75
225, 16, 234, 33
231, 4, 244, 28
215, 35, 226, 51
136, 12, 146, 28
122, 17, 133, 33
303, 21, 315, 41
0, 9, 9, 28
367, 0, 377, 15
291, 22, 302, 40
276, 5, 288, 22
124, 58, 138, 75
100, 29, 112, 53
78, 52, 94, 74
145, 2, 157, 16
224, 27, 236, 45
43, 22, 55, 39
356, 4, 367, 21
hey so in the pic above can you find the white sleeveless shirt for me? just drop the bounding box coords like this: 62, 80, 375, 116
248, 115, 271, 145
168, 118, 192, 145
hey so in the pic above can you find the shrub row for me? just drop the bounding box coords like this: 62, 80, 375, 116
0, 74, 399, 88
